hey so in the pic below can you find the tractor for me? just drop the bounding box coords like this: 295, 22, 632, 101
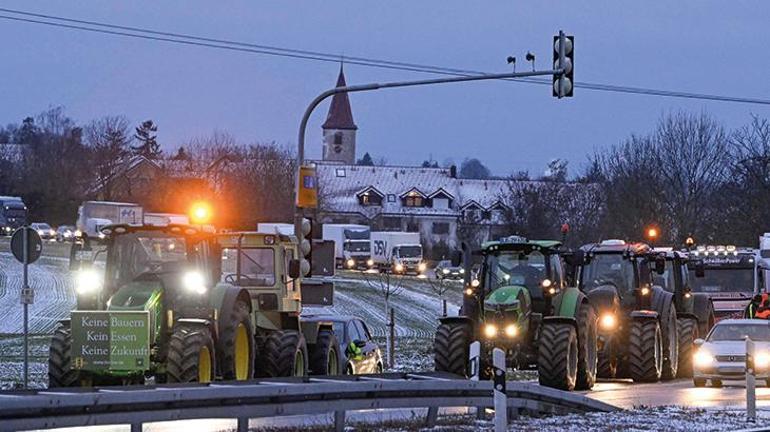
650, 248, 715, 377
49, 224, 339, 388
50, 224, 254, 386
574, 240, 678, 382
434, 237, 598, 391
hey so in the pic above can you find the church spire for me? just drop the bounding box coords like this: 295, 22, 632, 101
322, 64, 357, 130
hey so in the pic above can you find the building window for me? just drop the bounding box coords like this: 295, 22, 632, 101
404, 195, 424, 207
432, 222, 450, 235
335, 168, 346, 177
359, 193, 382, 206
334, 132, 343, 145
387, 194, 396, 203
383, 217, 401, 230
406, 221, 419, 232
432, 197, 449, 209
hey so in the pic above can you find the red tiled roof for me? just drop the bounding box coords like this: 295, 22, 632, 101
322, 67, 357, 130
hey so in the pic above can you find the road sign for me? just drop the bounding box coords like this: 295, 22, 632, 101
11, 227, 42, 264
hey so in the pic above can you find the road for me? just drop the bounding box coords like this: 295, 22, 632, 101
585, 378, 770, 409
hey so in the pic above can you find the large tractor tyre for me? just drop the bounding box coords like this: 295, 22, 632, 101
702, 304, 716, 338
597, 351, 617, 379
48, 325, 78, 388
218, 300, 254, 381
257, 330, 309, 377
309, 329, 340, 375
628, 319, 663, 383
661, 306, 679, 381
575, 303, 598, 390
676, 318, 698, 378
538, 322, 579, 391
167, 324, 216, 383
434, 322, 472, 377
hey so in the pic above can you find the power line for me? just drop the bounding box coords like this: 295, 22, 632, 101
1, 8, 770, 106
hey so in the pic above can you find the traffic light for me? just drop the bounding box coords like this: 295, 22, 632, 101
299, 217, 313, 277
553, 32, 574, 98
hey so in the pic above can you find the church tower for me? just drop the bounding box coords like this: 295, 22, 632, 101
322, 66, 357, 164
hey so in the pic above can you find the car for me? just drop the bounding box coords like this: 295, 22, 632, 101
30, 222, 56, 241
302, 314, 383, 374
56, 225, 77, 242
434, 259, 464, 280
692, 318, 770, 387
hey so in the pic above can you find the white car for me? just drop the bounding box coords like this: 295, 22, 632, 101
692, 319, 770, 387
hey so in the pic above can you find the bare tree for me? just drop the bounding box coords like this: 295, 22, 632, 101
84, 116, 132, 200
361, 266, 405, 368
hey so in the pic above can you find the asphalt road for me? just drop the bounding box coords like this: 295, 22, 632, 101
584, 378, 770, 409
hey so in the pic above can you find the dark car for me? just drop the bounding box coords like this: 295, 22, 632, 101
303, 314, 383, 374
435, 259, 464, 280
31, 222, 56, 241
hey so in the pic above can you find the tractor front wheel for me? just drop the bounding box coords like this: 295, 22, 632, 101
167, 324, 216, 383
48, 325, 78, 388
628, 319, 662, 383
538, 322, 578, 391
257, 330, 308, 377
434, 321, 472, 377
219, 300, 254, 381
309, 329, 340, 375
576, 303, 598, 390
676, 318, 698, 378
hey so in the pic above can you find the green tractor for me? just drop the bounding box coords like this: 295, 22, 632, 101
433, 237, 598, 391
49, 225, 339, 387
575, 240, 679, 382
650, 248, 715, 377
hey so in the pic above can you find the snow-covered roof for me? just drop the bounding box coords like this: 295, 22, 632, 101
317, 162, 530, 219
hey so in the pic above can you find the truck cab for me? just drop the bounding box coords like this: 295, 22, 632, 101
687, 245, 757, 320
390, 243, 425, 274
0, 196, 27, 235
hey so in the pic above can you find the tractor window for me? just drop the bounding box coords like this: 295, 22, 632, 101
580, 253, 634, 294
221, 248, 275, 286
550, 255, 563, 287
138, 237, 187, 263
654, 261, 676, 292
485, 250, 546, 291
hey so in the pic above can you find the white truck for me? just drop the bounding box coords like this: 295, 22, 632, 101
144, 212, 189, 226
77, 201, 143, 240
322, 224, 372, 269
370, 231, 425, 274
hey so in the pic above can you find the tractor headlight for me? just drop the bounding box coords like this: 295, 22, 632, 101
471, 279, 480, 288
756, 352, 770, 369
347, 259, 355, 268
640, 287, 650, 296
465, 288, 474, 296
182, 271, 207, 295
483, 324, 498, 338
75, 269, 102, 295
504, 324, 517, 338
693, 350, 714, 368
367, 259, 374, 267
419, 263, 427, 272
600, 313, 617, 330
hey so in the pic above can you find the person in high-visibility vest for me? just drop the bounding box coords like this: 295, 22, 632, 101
346, 341, 364, 361
747, 293, 770, 319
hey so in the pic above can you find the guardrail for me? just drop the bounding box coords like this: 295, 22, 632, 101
0, 372, 618, 432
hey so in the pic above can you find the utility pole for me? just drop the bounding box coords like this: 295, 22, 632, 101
294, 32, 572, 239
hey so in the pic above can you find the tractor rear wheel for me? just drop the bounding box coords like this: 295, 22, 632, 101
219, 300, 254, 381
597, 346, 617, 379
309, 329, 340, 375
575, 303, 598, 390
257, 330, 308, 377
628, 319, 662, 383
48, 325, 78, 388
167, 324, 216, 383
434, 321, 472, 376
538, 322, 578, 391
661, 305, 679, 381
676, 318, 698, 378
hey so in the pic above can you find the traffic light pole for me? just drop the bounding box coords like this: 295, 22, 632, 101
294, 67, 564, 239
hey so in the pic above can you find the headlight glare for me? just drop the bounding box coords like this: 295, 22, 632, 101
366, 259, 374, 267
483, 324, 498, 338
504, 324, 517, 337
600, 313, 616, 330
693, 350, 714, 368
75, 269, 102, 295
419, 263, 426, 272
182, 271, 207, 295
756, 352, 770, 369
346, 259, 355, 268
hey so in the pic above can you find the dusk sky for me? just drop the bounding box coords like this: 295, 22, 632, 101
0, 1, 767, 176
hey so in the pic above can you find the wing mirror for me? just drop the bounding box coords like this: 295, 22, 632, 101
655, 257, 666, 275
288, 259, 301, 279
693, 338, 705, 346
354, 339, 367, 348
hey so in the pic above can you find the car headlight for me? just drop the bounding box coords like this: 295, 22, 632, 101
75, 269, 102, 295
98, 232, 106, 239
182, 271, 207, 295
693, 350, 714, 368
74, 230, 82, 237
49, 229, 56, 236
504, 324, 517, 338
756, 352, 770, 369
483, 324, 498, 338
460, 268, 465, 274
367, 259, 374, 267
37, 230, 44, 236
442, 268, 450, 274
347, 259, 355, 268
419, 263, 426, 272
64, 231, 72, 238
600, 313, 617, 330
395, 263, 404, 272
